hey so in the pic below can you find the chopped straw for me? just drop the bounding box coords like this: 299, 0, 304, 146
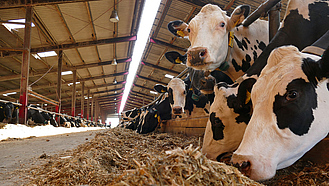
22, 127, 262, 185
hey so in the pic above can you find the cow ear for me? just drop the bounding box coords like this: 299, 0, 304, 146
165, 51, 187, 64
227, 5, 250, 30
319, 46, 329, 78
237, 78, 257, 106
167, 20, 189, 38
154, 84, 167, 93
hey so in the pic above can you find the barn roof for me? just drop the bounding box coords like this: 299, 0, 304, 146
0, 0, 288, 117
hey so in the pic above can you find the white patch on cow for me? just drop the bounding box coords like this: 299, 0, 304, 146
233, 45, 329, 181
202, 83, 247, 160
168, 78, 186, 114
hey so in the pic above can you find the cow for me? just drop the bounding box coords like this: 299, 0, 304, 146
0, 102, 14, 123
137, 93, 173, 134
125, 108, 141, 130
232, 40, 329, 180
27, 105, 47, 125
41, 112, 58, 127
202, 0, 329, 163
165, 51, 233, 94
167, 4, 269, 81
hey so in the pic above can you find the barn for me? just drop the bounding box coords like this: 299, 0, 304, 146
0, 0, 329, 185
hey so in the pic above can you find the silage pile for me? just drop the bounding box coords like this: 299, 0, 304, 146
24, 127, 261, 185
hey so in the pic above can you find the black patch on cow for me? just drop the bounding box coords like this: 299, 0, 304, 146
302, 57, 322, 87
253, 51, 258, 61
258, 41, 266, 51
273, 78, 317, 136
232, 58, 240, 72
242, 54, 251, 72
210, 70, 233, 85
236, 27, 239, 31
168, 88, 174, 104
244, 37, 250, 44
242, 39, 248, 50
210, 112, 225, 140
234, 36, 244, 51
254, 45, 257, 50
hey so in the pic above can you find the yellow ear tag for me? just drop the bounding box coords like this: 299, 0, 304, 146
161, 89, 166, 93
245, 90, 251, 104
189, 88, 193, 91
228, 31, 234, 48
154, 114, 157, 118
175, 57, 182, 64
157, 115, 161, 123
177, 30, 186, 37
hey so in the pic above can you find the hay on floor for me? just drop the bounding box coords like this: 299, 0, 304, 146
24, 128, 261, 185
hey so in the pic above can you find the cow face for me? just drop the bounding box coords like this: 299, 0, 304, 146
168, 4, 250, 71
154, 78, 186, 116
202, 82, 248, 160
232, 45, 329, 181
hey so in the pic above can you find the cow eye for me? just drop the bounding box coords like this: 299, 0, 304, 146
286, 90, 298, 101
220, 22, 225, 27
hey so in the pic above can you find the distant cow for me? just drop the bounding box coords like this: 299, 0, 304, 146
202, 0, 329, 163
0, 102, 14, 123
167, 4, 269, 81
27, 105, 47, 125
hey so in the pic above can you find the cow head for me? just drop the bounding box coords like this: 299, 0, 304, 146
232, 45, 329, 181
168, 4, 250, 71
202, 81, 249, 161
154, 78, 186, 116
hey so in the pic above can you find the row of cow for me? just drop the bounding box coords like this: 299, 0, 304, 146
0, 102, 103, 128
122, 0, 329, 181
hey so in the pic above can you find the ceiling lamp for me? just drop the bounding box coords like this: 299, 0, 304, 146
110, 9, 119, 23
111, 58, 117, 65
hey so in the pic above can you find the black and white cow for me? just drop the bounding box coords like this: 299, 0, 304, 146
137, 98, 171, 134
41, 112, 58, 127
0, 102, 14, 123
27, 105, 47, 125
202, 0, 329, 162
232, 41, 329, 180
168, 4, 269, 81
165, 51, 233, 94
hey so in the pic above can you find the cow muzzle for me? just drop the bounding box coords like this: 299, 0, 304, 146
199, 76, 215, 94
187, 47, 208, 66
172, 106, 183, 115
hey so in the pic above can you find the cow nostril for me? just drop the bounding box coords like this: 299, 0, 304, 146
200, 50, 206, 57
241, 161, 251, 170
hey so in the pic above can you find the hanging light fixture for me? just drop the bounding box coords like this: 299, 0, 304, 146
110, 9, 119, 22
113, 78, 117, 84
111, 58, 117, 65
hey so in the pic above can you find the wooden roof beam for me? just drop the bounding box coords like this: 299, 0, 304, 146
0, 35, 137, 57
0, 0, 101, 9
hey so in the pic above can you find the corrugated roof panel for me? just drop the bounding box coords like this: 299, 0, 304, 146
77, 46, 99, 63
59, 2, 93, 42
33, 5, 72, 44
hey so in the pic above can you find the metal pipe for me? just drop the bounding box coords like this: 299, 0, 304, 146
242, 0, 281, 27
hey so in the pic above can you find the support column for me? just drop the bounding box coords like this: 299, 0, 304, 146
71, 70, 77, 117
268, 2, 281, 41
91, 95, 94, 121
56, 50, 63, 124
81, 82, 84, 118
19, 6, 33, 124
87, 89, 90, 120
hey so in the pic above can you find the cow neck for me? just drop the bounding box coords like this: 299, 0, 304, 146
221, 31, 234, 71
302, 30, 329, 57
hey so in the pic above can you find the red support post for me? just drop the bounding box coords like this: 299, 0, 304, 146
19, 6, 32, 124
